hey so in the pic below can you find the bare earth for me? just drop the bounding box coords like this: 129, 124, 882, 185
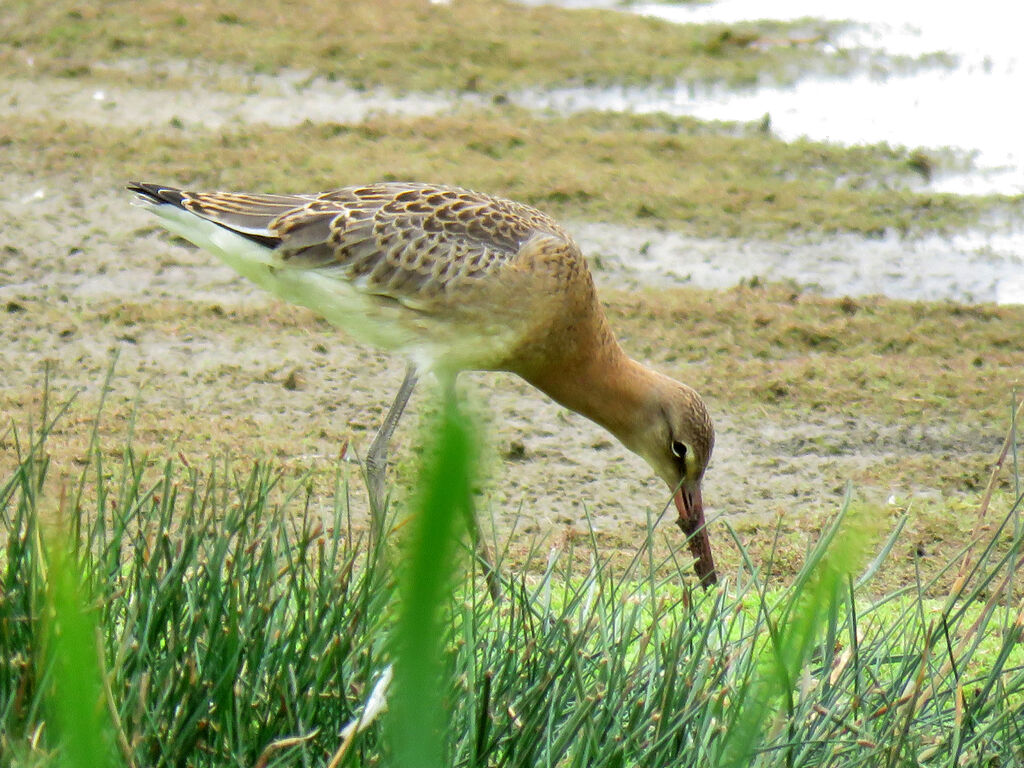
1, 67, 1017, 583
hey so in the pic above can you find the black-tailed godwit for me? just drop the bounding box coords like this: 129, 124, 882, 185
127, 181, 718, 585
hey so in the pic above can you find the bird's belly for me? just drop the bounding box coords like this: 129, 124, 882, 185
259, 268, 527, 374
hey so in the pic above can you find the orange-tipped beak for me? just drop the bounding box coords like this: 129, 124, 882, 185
674, 484, 717, 587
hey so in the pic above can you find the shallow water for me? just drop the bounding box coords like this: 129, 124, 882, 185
524, 0, 1024, 197
0, 68, 478, 131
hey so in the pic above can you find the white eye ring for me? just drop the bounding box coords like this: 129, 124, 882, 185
671, 440, 688, 460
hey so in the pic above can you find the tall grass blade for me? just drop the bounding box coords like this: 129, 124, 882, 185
39, 511, 118, 768
719, 505, 869, 768
387, 393, 474, 768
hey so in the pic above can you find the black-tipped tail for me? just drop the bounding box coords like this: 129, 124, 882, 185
126, 182, 286, 250
127, 181, 187, 208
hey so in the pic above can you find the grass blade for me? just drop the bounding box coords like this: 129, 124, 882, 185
387, 393, 474, 768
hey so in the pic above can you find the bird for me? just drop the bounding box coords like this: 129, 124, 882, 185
127, 181, 718, 586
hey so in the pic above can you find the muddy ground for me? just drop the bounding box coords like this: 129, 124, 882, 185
3, 164, 1020, 591
2, 21, 1022, 590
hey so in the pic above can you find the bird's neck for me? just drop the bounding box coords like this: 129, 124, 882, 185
523, 335, 655, 448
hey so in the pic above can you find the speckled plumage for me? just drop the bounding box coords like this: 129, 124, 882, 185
141, 183, 572, 293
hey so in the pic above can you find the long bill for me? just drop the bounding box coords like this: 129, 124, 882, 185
673, 484, 718, 587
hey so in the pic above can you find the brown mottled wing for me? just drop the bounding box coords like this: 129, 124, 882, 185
173, 182, 574, 302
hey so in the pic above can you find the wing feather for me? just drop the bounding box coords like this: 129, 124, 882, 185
131, 181, 575, 304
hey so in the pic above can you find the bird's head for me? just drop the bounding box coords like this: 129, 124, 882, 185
626, 373, 717, 586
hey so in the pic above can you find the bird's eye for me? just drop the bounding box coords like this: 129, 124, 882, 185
671, 440, 688, 461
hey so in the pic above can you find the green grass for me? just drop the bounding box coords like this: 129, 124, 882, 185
36, 522, 118, 768
2, 377, 1022, 767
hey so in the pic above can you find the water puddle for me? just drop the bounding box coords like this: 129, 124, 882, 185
575, 221, 1024, 305
522, 0, 1024, 196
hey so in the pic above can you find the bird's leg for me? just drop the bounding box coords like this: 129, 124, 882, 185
366, 363, 418, 545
